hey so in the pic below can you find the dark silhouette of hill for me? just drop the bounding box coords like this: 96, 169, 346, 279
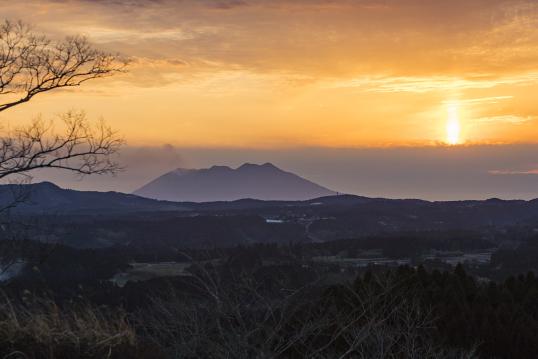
133, 162, 336, 202
0, 181, 190, 214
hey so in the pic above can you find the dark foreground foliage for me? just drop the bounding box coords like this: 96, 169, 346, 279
373, 265, 538, 358
1, 265, 537, 358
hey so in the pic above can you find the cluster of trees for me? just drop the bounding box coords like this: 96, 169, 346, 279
491, 239, 538, 274
367, 265, 538, 358
136, 264, 537, 358
118, 264, 538, 358
0, 237, 537, 357
306, 231, 493, 258
135, 263, 472, 359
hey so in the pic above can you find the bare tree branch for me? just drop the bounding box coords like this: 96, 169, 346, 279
0, 111, 124, 180
0, 19, 127, 182
0, 20, 127, 113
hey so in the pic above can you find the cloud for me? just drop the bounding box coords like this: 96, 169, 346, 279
4, 0, 538, 79
489, 169, 538, 175
332, 74, 538, 93
476, 115, 536, 124
447, 96, 514, 105
210, 0, 249, 10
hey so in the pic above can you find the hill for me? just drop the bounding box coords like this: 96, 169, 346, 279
0, 182, 189, 214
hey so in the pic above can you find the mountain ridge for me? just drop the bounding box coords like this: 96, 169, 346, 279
133, 162, 337, 202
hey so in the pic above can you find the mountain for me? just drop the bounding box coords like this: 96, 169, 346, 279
0, 182, 190, 214
133, 163, 336, 202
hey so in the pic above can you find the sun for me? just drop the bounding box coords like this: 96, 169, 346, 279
446, 102, 461, 145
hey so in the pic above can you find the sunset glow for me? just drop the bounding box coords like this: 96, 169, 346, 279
446, 103, 461, 145
0, 1, 536, 149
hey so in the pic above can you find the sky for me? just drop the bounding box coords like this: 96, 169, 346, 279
1, 0, 538, 200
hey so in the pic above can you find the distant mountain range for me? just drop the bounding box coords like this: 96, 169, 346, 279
133, 163, 336, 202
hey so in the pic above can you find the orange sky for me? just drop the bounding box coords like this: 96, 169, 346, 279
1, 0, 538, 148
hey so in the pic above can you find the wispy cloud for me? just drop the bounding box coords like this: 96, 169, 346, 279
444, 96, 514, 105
477, 115, 536, 124
332, 74, 538, 93
489, 168, 538, 175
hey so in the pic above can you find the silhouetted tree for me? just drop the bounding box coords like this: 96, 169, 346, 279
0, 19, 127, 181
